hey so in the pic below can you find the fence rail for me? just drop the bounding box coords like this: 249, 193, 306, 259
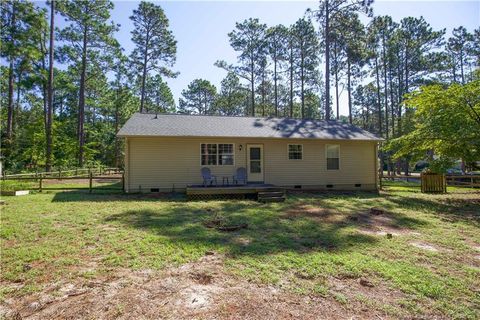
2, 172, 124, 193
2, 167, 122, 179
381, 174, 480, 188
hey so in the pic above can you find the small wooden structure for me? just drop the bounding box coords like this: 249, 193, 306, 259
421, 172, 446, 193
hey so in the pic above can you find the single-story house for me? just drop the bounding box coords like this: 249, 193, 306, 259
117, 113, 382, 193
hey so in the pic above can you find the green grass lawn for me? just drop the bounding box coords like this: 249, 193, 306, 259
1, 183, 479, 318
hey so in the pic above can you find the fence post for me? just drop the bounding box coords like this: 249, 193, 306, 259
39, 177, 43, 192
89, 172, 93, 193
122, 172, 125, 192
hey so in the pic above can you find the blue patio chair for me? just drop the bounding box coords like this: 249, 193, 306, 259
233, 167, 247, 185
201, 167, 217, 187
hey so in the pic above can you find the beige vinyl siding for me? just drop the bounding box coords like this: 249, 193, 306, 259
125, 136, 377, 192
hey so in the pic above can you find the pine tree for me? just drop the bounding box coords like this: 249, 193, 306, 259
291, 18, 319, 119
45, 0, 55, 172
310, 0, 373, 120
57, 0, 119, 167
129, 1, 177, 113
178, 79, 217, 115
217, 18, 267, 116
266, 25, 288, 116
144, 75, 175, 113
215, 72, 249, 116
0, 0, 44, 163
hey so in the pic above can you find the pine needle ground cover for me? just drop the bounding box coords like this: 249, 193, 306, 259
1, 184, 479, 319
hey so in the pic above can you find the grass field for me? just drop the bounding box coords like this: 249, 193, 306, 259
1, 182, 479, 319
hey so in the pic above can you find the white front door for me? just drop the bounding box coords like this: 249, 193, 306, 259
247, 144, 264, 183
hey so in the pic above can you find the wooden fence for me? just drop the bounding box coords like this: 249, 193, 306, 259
381, 174, 480, 189
2, 167, 122, 179
421, 173, 446, 193
2, 172, 124, 193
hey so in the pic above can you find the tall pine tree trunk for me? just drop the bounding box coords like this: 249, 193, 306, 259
250, 59, 255, 116
333, 40, 339, 120
274, 57, 278, 116
451, 54, 457, 83
374, 55, 382, 135
78, 28, 87, 167
382, 35, 389, 139
46, 0, 54, 172
460, 48, 465, 84
261, 68, 266, 116
114, 90, 120, 168
6, 5, 16, 145
289, 44, 294, 117
140, 50, 148, 113
15, 72, 22, 134
347, 58, 352, 124
324, 0, 331, 120
301, 52, 305, 119
7, 64, 14, 143
388, 65, 395, 137
396, 50, 403, 136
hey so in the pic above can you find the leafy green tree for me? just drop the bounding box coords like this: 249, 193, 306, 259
178, 79, 217, 115
387, 79, 480, 172
57, 0, 119, 167
129, 1, 177, 113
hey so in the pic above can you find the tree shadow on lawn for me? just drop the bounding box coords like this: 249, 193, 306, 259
51, 190, 187, 203
386, 194, 480, 227
103, 200, 426, 257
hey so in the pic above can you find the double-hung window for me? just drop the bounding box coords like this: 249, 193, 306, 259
201, 143, 234, 166
326, 144, 340, 170
288, 144, 303, 160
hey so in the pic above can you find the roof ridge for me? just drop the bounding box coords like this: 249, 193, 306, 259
136, 112, 349, 124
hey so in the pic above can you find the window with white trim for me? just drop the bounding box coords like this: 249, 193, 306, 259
288, 144, 303, 160
326, 144, 340, 170
201, 143, 234, 166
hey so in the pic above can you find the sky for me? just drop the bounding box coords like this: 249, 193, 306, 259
54, 1, 480, 115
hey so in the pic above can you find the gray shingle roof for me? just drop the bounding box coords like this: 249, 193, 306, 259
117, 113, 382, 141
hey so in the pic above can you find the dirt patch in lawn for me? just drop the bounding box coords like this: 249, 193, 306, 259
409, 242, 440, 252
1, 253, 406, 320
285, 204, 418, 238
284, 204, 344, 223
351, 210, 421, 238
